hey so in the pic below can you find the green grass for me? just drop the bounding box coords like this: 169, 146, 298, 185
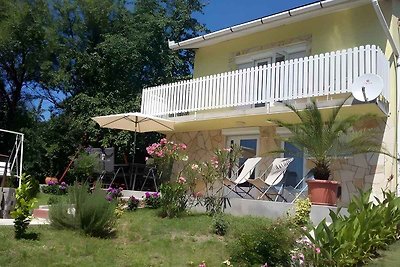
0, 209, 271, 266
367, 241, 400, 267
34, 193, 67, 208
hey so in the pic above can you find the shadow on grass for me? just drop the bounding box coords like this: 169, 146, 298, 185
17, 232, 39, 240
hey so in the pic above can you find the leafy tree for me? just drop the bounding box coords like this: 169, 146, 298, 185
0, 0, 207, 179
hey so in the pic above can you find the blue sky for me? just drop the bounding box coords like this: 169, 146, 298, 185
195, 0, 317, 31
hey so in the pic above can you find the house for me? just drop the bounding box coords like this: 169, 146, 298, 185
140, 0, 400, 205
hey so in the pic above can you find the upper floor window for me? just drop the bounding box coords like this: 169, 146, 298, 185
236, 42, 309, 70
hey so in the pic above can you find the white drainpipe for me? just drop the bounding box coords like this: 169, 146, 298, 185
371, 0, 400, 195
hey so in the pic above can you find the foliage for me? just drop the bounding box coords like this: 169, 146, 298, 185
211, 213, 229, 236
114, 202, 125, 218
47, 195, 62, 205
144, 192, 161, 208
11, 176, 38, 239
185, 145, 242, 215
270, 98, 387, 180
22, 174, 40, 199
292, 198, 312, 226
42, 181, 68, 195
105, 186, 123, 201
69, 151, 102, 182
146, 138, 188, 182
1, 0, 207, 182
159, 181, 188, 218
229, 219, 299, 266
127, 196, 140, 211
305, 190, 400, 266
49, 183, 117, 238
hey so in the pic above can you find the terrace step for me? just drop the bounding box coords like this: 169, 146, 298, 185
32, 208, 49, 219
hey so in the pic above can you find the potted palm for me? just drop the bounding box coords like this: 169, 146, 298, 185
271, 97, 388, 206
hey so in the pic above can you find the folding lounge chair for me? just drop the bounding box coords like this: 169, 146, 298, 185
248, 157, 293, 201
223, 157, 262, 198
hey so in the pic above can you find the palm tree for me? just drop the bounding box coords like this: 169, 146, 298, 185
270, 97, 388, 180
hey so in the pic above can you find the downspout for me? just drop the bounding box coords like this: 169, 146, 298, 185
371, 0, 400, 195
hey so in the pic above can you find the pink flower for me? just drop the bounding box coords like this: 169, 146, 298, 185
180, 143, 187, 150
178, 176, 186, 184
261, 263, 268, 267
199, 262, 206, 267
160, 138, 167, 145
315, 247, 321, 254
145, 157, 149, 161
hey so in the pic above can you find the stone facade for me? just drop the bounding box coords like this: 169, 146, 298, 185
167, 117, 397, 206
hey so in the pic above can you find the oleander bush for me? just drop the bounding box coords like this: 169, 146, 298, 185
49, 183, 117, 238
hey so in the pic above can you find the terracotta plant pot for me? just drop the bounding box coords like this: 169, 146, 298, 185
307, 180, 340, 206
45, 177, 58, 184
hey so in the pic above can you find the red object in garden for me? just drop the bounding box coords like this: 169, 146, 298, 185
307, 180, 340, 206
45, 177, 58, 184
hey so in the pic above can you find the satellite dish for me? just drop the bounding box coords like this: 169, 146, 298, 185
350, 74, 383, 102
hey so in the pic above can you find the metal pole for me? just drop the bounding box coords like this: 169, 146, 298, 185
19, 134, 24, 187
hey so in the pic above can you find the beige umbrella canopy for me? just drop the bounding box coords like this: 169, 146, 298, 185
92, 112, 175, 166
92, 112, 174, 133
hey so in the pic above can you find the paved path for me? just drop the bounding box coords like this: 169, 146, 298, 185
0, 218, 49, 226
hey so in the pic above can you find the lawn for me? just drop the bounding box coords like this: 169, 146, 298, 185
0, 207, 271, 266
367, 241, 400, 267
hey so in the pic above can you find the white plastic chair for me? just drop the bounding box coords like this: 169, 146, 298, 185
248, 157, 294, 201
223, 157, 262, 198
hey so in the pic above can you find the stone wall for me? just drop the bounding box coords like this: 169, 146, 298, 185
166, 118, 396, 206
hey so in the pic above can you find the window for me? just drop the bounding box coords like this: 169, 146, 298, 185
236, 42, 309, 70
227, 135, 259, 180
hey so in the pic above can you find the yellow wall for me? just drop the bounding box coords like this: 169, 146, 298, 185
193, 4, 388, 78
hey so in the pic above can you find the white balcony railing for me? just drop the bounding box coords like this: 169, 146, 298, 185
141, 45, 389, 117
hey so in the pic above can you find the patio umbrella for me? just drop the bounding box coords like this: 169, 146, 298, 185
92, 112, 175, 162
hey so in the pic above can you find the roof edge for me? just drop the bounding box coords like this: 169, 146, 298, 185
169, 0, 370, 50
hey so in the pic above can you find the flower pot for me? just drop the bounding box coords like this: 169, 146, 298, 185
45, 177, 58, 185
307, 180, 340, 206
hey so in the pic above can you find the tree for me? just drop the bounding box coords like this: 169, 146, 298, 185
271, 98, 388, 180
0, 0, 57, 130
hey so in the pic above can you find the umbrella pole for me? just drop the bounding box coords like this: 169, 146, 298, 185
130, 119, 138, 190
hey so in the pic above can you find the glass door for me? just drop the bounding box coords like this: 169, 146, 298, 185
283, 142, 305, 187
227, 135, 258, 179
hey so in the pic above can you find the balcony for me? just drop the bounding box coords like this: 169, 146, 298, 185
141, 45, 389, 118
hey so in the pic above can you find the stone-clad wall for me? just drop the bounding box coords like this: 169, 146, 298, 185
166, 118, 396, 206
166, 130, 224, 180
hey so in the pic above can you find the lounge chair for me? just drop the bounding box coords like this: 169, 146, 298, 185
223, 157, 262, 198
248, 157, 293, 201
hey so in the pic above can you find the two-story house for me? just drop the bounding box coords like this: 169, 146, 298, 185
140, 0, 400, 205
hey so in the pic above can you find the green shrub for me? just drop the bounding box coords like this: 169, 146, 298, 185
305, 190, 400, 266
42, 181, 68, 195
159, 182, 188, 218
212, 213, 228, 236
49, 183, 117, 237
11, 176, 37, 239
127, 196, 140, 211
144, 192, 161, 208
25, 175, 40, 199
292, 198, 311, 226
229, 220, 299, 266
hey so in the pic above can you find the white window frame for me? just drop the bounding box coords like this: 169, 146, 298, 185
235, 42, 310, 69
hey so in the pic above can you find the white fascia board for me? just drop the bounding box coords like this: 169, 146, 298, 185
170, 0, 370, 50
